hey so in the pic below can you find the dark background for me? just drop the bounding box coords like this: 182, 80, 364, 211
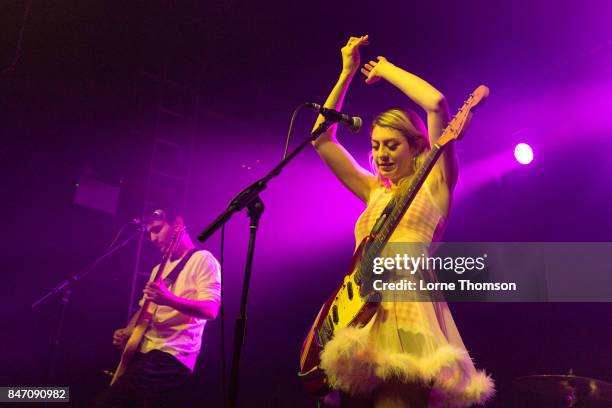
1, 0, 612, 406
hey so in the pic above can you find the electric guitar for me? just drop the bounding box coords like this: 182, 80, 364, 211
110, 217, 185, 385
298, 85, 490, 396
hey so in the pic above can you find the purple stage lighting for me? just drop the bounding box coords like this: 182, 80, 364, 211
514, 143, 534, 165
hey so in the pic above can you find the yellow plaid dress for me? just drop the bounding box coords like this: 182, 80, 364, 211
319, 182, 495, 407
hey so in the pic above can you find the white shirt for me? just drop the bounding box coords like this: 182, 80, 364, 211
139, 249, 221, 371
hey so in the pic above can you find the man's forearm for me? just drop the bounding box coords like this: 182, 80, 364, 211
169, 296, 219, 320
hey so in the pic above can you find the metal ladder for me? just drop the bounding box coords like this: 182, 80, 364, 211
125, 57, 200, 323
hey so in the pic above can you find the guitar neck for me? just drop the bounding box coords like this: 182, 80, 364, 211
137, 250, 174, 323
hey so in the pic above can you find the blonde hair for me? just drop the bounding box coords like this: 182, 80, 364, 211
369, 108, 431, 186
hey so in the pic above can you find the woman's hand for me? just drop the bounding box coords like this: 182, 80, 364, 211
361, 56, 393, 85
341, 35, 369, 76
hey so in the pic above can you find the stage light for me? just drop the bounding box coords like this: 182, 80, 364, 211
514, 143, 533, 165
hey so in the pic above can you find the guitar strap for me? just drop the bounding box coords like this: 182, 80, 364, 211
162, 248, 200, 288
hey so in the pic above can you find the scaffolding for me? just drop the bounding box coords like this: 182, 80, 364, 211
125, 58, 200, 323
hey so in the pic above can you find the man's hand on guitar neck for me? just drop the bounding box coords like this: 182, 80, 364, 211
144, 279, 219, 320
143, 280, 175, 307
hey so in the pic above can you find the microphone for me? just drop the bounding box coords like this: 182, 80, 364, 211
130, 209, 166, 226
306, 103, 363, 133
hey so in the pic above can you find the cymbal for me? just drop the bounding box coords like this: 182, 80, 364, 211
514, 375, 612, 402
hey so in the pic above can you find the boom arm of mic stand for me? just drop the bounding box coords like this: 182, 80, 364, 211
197, 120, 333, 243
30, 229, 141, 309
197, 180, 267, 243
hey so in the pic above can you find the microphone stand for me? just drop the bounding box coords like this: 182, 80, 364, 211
198, 120, 334, 408
31, 227, 142, 388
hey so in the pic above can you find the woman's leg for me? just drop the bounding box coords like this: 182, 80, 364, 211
372, 380, 431, 408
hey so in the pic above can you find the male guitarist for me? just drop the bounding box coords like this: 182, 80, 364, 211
94, 209, 221, 408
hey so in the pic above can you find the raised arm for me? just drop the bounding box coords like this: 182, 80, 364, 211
361, 57, 458, 190
311, 35, 377, 204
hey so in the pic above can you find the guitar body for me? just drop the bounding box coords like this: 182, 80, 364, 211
110, 307, 153, 385
298, 236, 380, 396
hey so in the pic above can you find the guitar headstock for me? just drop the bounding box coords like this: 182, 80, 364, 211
160, 216, 186, 259
171, 216, 185, 233
437, 85, 490, 147
169, 216, 185, 242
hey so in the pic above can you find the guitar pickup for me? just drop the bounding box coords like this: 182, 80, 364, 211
332, 305, 339, 324
347, 282, 354, 300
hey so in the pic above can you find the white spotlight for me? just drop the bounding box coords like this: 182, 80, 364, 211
514, 143, 534, 165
